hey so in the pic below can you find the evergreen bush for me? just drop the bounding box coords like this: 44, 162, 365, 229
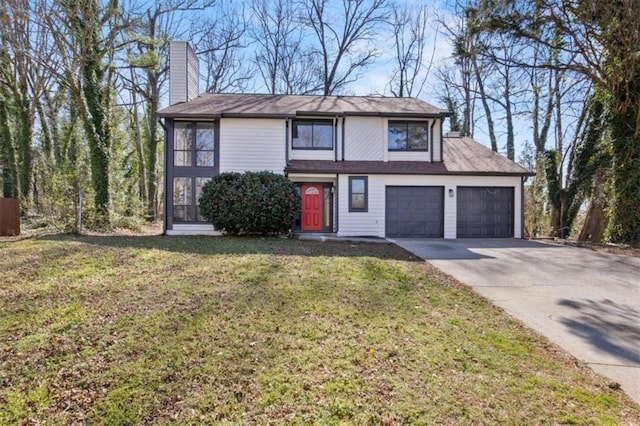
199, 171, 300, 235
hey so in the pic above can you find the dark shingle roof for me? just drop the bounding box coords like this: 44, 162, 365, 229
158, 93, 448, 118
285, 136, 533, 176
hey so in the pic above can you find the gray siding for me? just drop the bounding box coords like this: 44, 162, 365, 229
169, 41, 199, 105
219, 118, 286, 173
345, 117, 384, 161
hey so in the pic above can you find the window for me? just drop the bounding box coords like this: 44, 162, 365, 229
195, 177, 210, 222
173, 177, 193, 222
174, 123, 193, 166
349, 176, 368, 212
174, 122, 215, 167
388, 121, 429, 151
292, 119, 333, 149
196, 124, 215, 166
173, 177, 211, 223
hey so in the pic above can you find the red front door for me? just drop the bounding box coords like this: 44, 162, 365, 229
302, 184, 323, 231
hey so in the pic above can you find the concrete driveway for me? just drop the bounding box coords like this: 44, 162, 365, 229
393, 238, 640, 404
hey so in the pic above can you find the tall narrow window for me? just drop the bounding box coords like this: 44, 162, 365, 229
173, 177, 193, 222
174, 123, 193, 166
292, 119, 333, 149
388, 121, 428, 151
349, 176, 368, 212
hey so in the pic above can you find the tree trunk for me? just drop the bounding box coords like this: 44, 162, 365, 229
15, 94, 32, 204
608, 71, 640, 244
578, 172, 608, 242
0, 100, 19, 199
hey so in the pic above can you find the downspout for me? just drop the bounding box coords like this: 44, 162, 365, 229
440, 119, 444, 162
285, 118, 290, 166
334, 116, 338, 162
335, 174, 339, 233
341, 116, 346, 161
429, 120, 435, 163
521, 176, 525, 239
163, 118, 172, 234
159, 117, 169, 234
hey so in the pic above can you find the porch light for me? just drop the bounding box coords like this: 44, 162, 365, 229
448, 188, 455, 197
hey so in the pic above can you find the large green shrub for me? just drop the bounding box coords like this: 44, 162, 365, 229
199, 171, 301, 235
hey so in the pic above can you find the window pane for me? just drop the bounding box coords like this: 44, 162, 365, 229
349, 177, 367, 212
351, 178, 365, 194
173, 205, 192, 222
174, 151, 191, 167
351, 194, 365, 209
324, 187, 331, 228
173, 177, 192, 205
174, 123, 192, 150
408, 122, 428, 149
293, 122, 313, 148
388, 122, 407, 150
196, 124, 215, 151
196, 151, 214, 167
195, 177, 210, 199
195, 178, 210, 222
314, 122, 333, 148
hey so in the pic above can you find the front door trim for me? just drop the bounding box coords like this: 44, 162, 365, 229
297, 182, 334, 233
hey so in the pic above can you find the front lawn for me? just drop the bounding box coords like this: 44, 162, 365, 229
1, 236, 638, 424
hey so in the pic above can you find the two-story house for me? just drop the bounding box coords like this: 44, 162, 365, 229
158, 42, 532, 238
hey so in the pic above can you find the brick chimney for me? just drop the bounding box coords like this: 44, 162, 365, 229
169, 41, 199, 105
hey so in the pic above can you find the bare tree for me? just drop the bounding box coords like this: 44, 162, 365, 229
0, 0, 40, 202
120, 0, 217, 220
437, 8, 475, 137
46, 0, 133, 226
191, 2, 253, 93
476, 0, 640, 243
386, 3, 436, 98
250, 0, 320, 94
301, 0, 388, 95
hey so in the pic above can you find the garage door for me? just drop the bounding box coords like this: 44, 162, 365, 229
457, 186, 514, 238
386, 186, 444, 237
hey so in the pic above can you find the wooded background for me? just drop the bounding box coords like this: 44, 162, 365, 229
1, 0, 639, 244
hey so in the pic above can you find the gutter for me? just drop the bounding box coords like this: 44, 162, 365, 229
159, 111, 452, 120
283, 166, 535, 177
342, 111, 450, 118
220, 113, 295, 119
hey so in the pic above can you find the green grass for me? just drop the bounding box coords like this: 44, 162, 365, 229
1, 235, 638, 424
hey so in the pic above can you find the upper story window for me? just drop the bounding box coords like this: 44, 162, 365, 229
174, 122, 215, 167
292, 119, 333, 150
388, 121, 429, 151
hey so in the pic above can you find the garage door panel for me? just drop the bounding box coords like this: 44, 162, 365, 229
457, 187, 514, 238
386, 186, 444, 238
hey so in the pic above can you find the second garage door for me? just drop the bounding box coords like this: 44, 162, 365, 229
386, 186, 444, 237
457, 186, 514, 238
